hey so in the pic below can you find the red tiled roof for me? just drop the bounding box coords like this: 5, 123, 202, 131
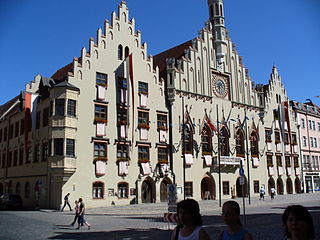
51, 62, 74, 81
0, 95, 20, 118
153, 40, 192, 80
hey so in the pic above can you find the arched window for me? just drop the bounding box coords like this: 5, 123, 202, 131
16, 182, 21, 194
236, 129, 245, 157
220, 4, 223, 16
250, 131, 259, 157
201, 125, 213, 155
86, 60, 91, 70
122, 12, 127, 22
118, 182, 129, 198
101, 40, 106, 49
92, 182, 104, 199
220, 126, 230, 156
94, 50, 98, 59
25, 182, 30, 198
118, 45, 123, 60
125, 46, 129, 58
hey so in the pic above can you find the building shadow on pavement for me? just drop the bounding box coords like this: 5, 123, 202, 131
48, 228, 172, 240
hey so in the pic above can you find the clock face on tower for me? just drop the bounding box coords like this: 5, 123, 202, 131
212, 73, 229, 98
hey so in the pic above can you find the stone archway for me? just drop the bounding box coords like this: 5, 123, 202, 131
277, 177, 284, 195
160, 177, 172, 202
141, 177, 156, 203
236, 176, 248, 197
295, 177, 302, 193
201, 175, 216, 200
286, 177, 293, 194
268, 177, 275, 195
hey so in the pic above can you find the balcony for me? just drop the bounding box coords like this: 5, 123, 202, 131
213, 156, 242, 167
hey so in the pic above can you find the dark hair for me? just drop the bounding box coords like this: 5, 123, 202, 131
223, 200, 243, 227
177, 199, 202, 226
282, 205, 315, 239
79, 198, 83, 202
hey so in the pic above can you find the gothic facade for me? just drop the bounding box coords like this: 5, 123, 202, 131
0, 1, 302, 209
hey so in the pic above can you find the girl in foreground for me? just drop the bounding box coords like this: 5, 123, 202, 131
282, 205, 315, 240
171, 199, 211, 240
219, 201, 253, 240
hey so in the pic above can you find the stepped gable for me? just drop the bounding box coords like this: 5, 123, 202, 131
153, 40, 192, 80
51, 62, 74, 82
0, 95, 20, 118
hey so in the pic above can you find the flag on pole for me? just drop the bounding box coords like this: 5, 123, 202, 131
24, 92, 32, 151
206, 117, 217, 133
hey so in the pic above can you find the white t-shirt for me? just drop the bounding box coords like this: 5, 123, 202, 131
178, 226, 203, 240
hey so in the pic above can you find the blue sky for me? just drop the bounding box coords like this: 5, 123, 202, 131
1, 0, 319, 106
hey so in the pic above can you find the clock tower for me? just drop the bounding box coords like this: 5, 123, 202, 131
208, 0, 228, 71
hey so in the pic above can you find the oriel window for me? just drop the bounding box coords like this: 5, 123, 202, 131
55, 99, 65, 116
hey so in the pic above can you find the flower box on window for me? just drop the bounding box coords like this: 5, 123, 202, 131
251, 154, 259, 158
138, 123, 150, 129
236, 153, 245, 158
157, 126, 168, 131
138, 91, 148, 96
158, 159, 169, 164
267, 163, 274, 167
94, 118, 108, 124
93, 157, 108, 162
116, 157, 129, 162
118, 120, 128, 125
292, 141, 297, 145
138, 158, 150, 163
294, 163, 300, 168
96, 83, 108, 88
275, 140, 281, 144
184, 150, 193, 155
202, 151, 212, 156
265, 139, 272, 143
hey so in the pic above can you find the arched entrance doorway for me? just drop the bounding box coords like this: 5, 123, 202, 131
295, 177, 302, 193
236, 176, 248, 197
141, 177, 156, 203
160, 177, 172, 202
286, 177, 293, 194
268, 177, 275, 195
201, 175, 216, 200
277, 177, 284, 195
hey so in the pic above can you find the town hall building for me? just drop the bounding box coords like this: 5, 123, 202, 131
0, 1, 302, 209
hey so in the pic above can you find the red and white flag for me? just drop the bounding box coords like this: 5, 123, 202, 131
207, 117, 217, 133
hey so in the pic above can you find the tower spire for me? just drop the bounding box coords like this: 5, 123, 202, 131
207, 0, 228, 71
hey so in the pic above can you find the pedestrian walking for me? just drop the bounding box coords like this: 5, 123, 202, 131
282, 205, 315, 240
77, 198, 91, 230
218, 200, 253, 240
259, 186, 265, 200
270, 187, 276, 200
171, 199, 211, 240
61, 193, 72, 211
70, 200, 80, 226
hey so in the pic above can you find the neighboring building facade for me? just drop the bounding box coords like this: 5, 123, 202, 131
0, 1, 302, 209
290, 101, 320, 193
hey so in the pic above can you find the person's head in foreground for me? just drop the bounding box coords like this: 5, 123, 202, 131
282, 205, 315, 240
